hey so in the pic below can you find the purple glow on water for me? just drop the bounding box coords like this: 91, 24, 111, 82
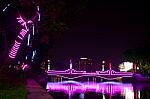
46, 81, 133, 96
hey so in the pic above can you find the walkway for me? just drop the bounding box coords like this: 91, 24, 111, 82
27, 78, 53, 99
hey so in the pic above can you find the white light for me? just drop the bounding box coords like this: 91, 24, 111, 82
102, 65, 104, 71
137, 67, 139, 70
31, 50, 36, 60
80, 58, 87, 59
18, 61, 20, 64
138, 89, 140, 98
70, 60, 72, 69
26, 56, 28, 60
38, 14, 41, 21
119, 62, 133, 72
48, 64, 50, 70
125, 88, 134, 99
3, 7, 8, 12
102, 93, 105, 99
47, 60, 50, 62
32, 24, 35, 35
3, 4, 10, 12
9, 65, 11, 68
27, 34, 30, 46
37, 6, 39, 11
102, 61, 105, 64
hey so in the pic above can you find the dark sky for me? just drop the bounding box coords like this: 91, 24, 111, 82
50, 0, 147, 66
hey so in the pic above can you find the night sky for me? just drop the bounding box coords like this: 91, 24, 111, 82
50, 1, 147, 66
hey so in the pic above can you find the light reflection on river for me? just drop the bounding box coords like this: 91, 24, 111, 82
46, 81, 150, 99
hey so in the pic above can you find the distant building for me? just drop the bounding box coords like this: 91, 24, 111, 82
77, 58, 93, 72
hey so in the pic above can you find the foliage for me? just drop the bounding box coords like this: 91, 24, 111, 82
0, 85, 27, 99
0, 72, 27, 99
123, 44, 150, 74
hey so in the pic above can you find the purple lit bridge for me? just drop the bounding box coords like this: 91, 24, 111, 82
47, 69, 134, 80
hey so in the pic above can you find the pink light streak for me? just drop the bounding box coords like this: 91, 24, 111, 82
46, 81, 133, 95
22, 64, 29, 70
16, 16, 29, 31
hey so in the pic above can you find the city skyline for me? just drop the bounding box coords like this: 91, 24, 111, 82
50, 0, 147, 67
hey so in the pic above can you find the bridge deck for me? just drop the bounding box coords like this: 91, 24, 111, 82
47, 69, 133, 79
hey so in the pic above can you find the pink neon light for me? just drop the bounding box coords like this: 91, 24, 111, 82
46, 81, 133, 95
22, 64, 29, 70
47, 69, 133, 79
20, 29, 28, 37
16, 16, 29, 31
27, 20, 33, 24
9, 40, 21, 58
9, 15, 32, 59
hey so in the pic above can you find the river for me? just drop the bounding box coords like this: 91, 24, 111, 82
46, 80, 150, 99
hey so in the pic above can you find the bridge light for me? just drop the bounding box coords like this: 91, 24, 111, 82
80, 58, 87, 59
102, 61, 105, 64
47, 59, 50, 62
48, 64, 51, 70
70, 59, 73, 69
102, 65, 105, 71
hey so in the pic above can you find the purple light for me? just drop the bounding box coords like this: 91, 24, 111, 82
22, 64, 28, 70
9, 10, 39, 59
46, 81, 133, 95
9, 15, 31, 58
16, 16, 29, 31
20, 29, 28, 37
47, 69, 133, 79
9, 40, 21, 58
21, 63, 29, 70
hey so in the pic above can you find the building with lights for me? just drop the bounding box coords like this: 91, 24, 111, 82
76, 58, 93, 72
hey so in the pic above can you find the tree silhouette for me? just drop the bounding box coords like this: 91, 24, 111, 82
123, 44, 150, 74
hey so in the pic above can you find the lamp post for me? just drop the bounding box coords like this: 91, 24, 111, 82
102, 61, 105, 71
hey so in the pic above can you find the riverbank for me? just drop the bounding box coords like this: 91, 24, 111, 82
0, 73, 27, 99
27, 78, 54, 99
0, 71, 54, 99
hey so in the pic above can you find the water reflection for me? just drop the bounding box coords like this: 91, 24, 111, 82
46, 81, 144, 99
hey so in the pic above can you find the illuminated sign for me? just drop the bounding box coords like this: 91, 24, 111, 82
119, 62, 133, 72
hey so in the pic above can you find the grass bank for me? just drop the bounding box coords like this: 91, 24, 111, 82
0, 72, 27, 99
